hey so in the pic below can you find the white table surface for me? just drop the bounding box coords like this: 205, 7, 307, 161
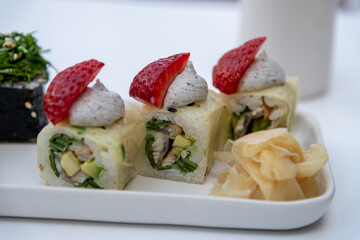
1, 0, 360, 239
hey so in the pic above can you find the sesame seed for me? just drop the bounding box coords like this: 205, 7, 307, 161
31, 111, 37, 118
25, 102, 32, 109
3, 37, 16, 48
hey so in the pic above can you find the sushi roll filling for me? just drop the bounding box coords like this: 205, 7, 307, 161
145, 118, 198, 173
48, 133, 104, 188
230, 99, 273, 140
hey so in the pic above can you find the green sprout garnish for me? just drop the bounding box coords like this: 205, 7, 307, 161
0, 32, 52, 85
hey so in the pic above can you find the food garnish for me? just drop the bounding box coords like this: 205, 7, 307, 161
163, 61, 208, 108
213, 37, 266, 94
0, 32, 51, 85
43, 59, 104, 124
129, 53, 190, 108
68, 79, 125, 127
212, 128, 328, 201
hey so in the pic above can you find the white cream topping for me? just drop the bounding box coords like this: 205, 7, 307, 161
164, 61, 208, 108
69, 80, 125, 127
237, 51, 286, 92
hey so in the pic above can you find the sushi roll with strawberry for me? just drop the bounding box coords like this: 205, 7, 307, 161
129, 53, 227, 184
0, 32, 51, 142
37, 60, 145, 189
213, 37, 298, 140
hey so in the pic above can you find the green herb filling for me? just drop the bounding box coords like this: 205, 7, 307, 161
48, 133, 102, 189
145, 118, 198, 173
230, 107, 272, 140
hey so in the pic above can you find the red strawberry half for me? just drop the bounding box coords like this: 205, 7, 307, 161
129, 52, 190, 108
213, 36, 266, 94
43, 59, 104, 124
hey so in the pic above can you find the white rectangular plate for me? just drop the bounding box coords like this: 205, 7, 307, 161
0, 113, 335, 230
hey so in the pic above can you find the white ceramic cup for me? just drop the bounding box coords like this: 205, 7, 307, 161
240, 0, 337, 98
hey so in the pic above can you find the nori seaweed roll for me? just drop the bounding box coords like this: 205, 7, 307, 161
0, 32, 52, 142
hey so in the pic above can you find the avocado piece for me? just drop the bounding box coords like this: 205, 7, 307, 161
60, 151, 81, 177
81, 160, 102, 179
173, 134, 191, 149
251, 118, 271, 132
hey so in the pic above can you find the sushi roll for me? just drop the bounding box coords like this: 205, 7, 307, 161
0, 32, 51, 142
213, 37, 298, 140
37, 59, 145, 189
224, 77, 297, 140
129, 53, 227, 183
37, 103, 144, 189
